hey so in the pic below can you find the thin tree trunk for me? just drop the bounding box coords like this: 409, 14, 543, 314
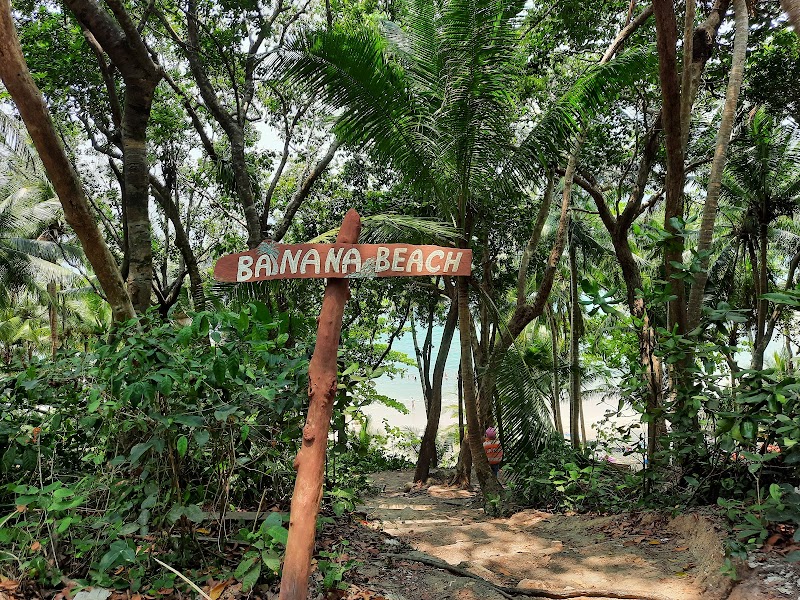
568, 231, 582, 449
279, 210, 361, 600
65, 0, 162, 314
579, 395, 587, 446
653, 0, 688, 339
686, 0, 749, 329
150, 178, 206, 309
517, 171, 555, 308
272, 139, 341, 242
414, 302, 458, 483
457, 276, 502, 510
0, 2, 135, 322
782, 0, 800, 36
546, 304, 564, 435
48, 281, 59, 358
458, 364, 464, 444
751, 221, 770, 371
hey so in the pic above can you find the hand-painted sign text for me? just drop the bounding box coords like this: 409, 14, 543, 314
213, 243, 472, 282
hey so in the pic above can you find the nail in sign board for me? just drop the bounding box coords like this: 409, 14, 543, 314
214, 242, 472, 282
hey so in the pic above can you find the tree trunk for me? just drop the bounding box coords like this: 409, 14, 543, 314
456, 276, 503, 512
751, 221, 770, 371
122, 84, 157, 313
686, 0, 749, 329
546, 304, 564, 435
0, 1, 135, 322
568, 232, 582, 449
782, 0, 800, 36
279, 209, 361, 600
414, 302, 458, 483
653, 0, 688, 340
48, 281, 59, 358
65, 0, 162, 314
150, 178, 206, 309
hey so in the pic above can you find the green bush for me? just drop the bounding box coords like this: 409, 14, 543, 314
0, 304, 309, 590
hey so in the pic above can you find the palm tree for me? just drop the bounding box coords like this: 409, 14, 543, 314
0, 155, 82, 310
1, 113, 86, 351
278, 0, 653, 506
706, 109, 800, 371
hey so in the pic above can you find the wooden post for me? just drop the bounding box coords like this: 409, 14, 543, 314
279, 209, 361, 600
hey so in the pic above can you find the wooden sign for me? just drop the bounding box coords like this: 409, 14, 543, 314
214, 242, 472, 282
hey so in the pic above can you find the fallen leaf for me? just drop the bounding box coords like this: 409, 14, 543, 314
30, 541, 41, 552
207, 580, 228, 600
0, 581, 19, 592
648, 540, 661, 545
673, 546, 689, 552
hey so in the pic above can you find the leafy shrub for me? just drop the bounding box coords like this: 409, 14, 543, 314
0, 304, 308, 590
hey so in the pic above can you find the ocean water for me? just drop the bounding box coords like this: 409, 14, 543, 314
360, 326, 644, 443
364, 325, 460, 435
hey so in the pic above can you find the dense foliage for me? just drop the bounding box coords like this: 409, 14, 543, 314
1, 0, 799, 593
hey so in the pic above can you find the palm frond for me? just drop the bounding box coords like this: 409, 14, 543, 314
307, 213, 459, 244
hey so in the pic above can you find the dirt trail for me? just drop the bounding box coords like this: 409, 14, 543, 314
355, 470, 737, 600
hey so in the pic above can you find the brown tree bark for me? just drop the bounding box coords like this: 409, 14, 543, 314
686, 0, 749, 329
784, 0, 800, 35
457, 275, 503, 512
279, 209, 361, 600
568, 229, 582, 449
546, 304, 565, 435
65, 0, 163, 314
272, 139, 341, 242
0, 0, 135, 322
414, 301, 458, 483
653, 0, 688, 338
48, 281, 59, 358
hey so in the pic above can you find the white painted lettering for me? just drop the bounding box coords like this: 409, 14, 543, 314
424, 250, 444, 273
237, 255, 254, 281
280, 250, 303, 274
341, 248, 362, 273
254, 254, 272, 278
325, 248, 344, 272
391, 248, 407, 271
300, 249, 321, 274
443, 251, 463, 273
375, 247, 391, 272
406, 249, 424, 273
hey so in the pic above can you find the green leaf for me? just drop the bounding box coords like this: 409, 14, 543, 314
267, 525, 289, 546
193, 429, 210, 448
241, 562, 261, 592
214, 405, 238, 422
98, 540, 136, 572
183, 504, 205, 523
261, 549, 281, 573
234, 556, 258, 580
129, 441, 153, 465
769, 484, 782, 501
176, 435, 188, 458
174, 415, 204, 428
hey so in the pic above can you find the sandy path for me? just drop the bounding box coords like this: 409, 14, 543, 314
357, 470, 733, 600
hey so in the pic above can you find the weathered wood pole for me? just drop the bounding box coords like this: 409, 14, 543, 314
279, 209, 361, 600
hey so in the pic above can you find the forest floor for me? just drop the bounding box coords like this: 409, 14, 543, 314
331, 469, 800, 600
4, 470, 798, 600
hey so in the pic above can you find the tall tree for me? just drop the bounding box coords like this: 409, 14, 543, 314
279, 0, 653, 506
64, 0, 163, 313
0, 0, 135, 322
